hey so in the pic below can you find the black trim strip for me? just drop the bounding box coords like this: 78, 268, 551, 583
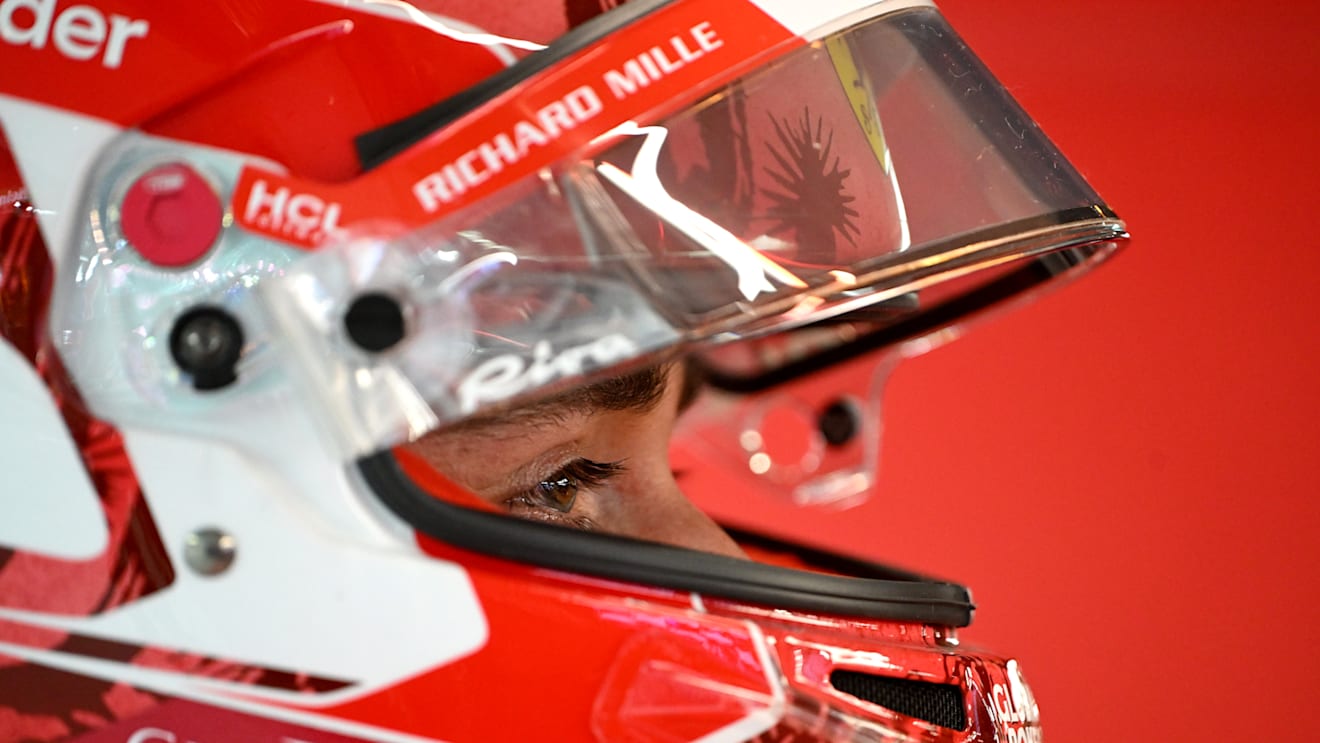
354, 0, 673, 170
700, 207, 1125, 393
722, 526, 935, 582
704, 245, 1114, 393
360, 453, 975, 626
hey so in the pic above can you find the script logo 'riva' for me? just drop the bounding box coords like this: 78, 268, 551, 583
457, 334, 639, 414
0, 0, 149, 69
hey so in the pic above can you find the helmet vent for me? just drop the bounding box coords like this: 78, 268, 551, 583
828, 669, 967, 731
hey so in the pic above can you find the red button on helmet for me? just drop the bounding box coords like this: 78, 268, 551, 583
120, 162, 223, 267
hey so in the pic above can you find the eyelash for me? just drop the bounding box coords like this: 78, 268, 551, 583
510, 458, 625, 523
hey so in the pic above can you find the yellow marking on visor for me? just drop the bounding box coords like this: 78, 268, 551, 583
825, 35, 891, 173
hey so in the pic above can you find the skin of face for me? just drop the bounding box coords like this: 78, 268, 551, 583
404, 363, 745, 558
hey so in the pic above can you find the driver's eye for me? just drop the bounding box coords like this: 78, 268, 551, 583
533, 475, 579, 513
518, 458, 625, 516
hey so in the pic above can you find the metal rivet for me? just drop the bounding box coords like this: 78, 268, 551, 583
184, 528, 236, 576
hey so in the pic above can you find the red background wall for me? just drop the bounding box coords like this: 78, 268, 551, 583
850, 1, 1320, 739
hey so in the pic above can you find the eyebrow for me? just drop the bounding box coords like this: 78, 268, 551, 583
450, 363, 673, 437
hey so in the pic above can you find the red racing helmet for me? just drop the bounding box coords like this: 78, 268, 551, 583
0, 0, 1123, 741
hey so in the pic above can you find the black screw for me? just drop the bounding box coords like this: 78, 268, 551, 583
169, 307, 244, 391
818, 399, 859, 447
344, 292, 406, 352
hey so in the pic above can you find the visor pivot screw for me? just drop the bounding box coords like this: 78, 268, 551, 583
169, 307, 244, 391
184, 528, 236, 577
120, 162, 223, 268
818, 399, 859, 447
345, 292, 406, 352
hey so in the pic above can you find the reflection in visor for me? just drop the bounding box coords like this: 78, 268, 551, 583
596, 121, 809, 302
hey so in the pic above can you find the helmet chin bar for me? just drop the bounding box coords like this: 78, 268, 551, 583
357, 450, 975, 627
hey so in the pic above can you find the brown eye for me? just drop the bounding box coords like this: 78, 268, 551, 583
533, 475, 579, 513
521, 459, 625, 517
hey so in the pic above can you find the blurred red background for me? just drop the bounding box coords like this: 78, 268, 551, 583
849, 1, 1320, 739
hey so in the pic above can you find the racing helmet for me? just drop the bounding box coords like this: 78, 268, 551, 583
0, 0, 1124, 741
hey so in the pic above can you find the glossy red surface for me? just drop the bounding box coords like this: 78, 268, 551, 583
790, 1, 1320, 739
321, 539, 1033, 742
312, 539, 778, 742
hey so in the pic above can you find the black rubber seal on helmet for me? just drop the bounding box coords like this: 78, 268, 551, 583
359, 451, 975, 626
354, 0, 672, 170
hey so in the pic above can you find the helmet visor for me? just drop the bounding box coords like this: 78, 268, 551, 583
263, 6, 1123, 459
